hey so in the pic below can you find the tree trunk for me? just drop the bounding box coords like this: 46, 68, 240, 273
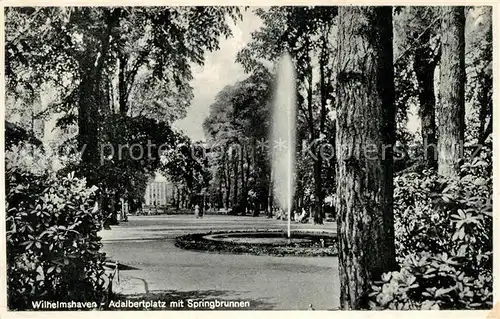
304, 52, 323, 225
336, 6, 397, 309
313, 158, 323, 224
77, 8, 120, 186
317, 45, 329, 222
232, 149, 239, 207
218, 171, 223, 208
175, 188, 181, 210
118, 53, 128, 114
225, 153, 231, 209
245, 143, 252, 214
222, 150, 231, 209
172, 186, 176, 208
477, 7, 492, 147
414, 33, 439, 169
268, 168, 274, 217
78, 57, 101, 180
240, 144, 246, 213
438, 6, 465, 178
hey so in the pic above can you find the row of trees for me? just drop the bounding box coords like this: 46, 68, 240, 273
203, 68, 273, 215
204, 7, 338, 221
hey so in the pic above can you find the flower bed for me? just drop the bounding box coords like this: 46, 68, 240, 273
175, 230, 337, 257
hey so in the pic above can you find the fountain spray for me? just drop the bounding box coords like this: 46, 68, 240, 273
271, 53, 296, 239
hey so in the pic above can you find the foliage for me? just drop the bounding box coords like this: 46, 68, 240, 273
392, 7, 440, 146
368, 252, 492, 310
369, 149, 492, 310
202, 68, 273, 210
5, 7, 242, 118
160, 135, 209, 200
237, 7, 338, 221
5, 120, 43, 150
5, 7, 244, 196
57, 114, 180, 212
6, 143, 107, 310
465, 6, 492, 145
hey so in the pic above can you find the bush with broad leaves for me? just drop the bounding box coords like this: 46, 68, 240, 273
6, 143, 108, 310
369, 148, 492, 310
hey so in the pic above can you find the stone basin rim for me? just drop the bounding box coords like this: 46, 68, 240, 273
201, 229, 337, 244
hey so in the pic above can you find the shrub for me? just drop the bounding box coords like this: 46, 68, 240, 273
369, 252, 492, 310
6, 143, 108, 310
369, 150, 492, 310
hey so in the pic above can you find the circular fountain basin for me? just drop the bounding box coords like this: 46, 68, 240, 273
175, 230, 337, 257
203, 232, 312, 245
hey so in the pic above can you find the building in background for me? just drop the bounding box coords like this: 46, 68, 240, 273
144, 172, 174, 207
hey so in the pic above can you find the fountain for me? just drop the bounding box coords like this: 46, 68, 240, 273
175, 53, 335, 256
271, 53, 296, 238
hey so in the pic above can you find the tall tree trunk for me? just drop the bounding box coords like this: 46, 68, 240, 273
304, 53, 323, 225
77, 9, 119, 178
118, 52, 128, 114
232, 149, 239, 207
477, 7, 492, 147
336, 6, 397, 309
172, 184, 177, 208
240, 144, 246, 213
313, 51, 328, 224
414, 33, 439, 169
175, 187, 181, 210
218, 171, 223, 208
225, 153, 231, 209
78, 57, 101, 180
438, 6, 465, 178
268, 168, 274, 217
245, 142, 252, 214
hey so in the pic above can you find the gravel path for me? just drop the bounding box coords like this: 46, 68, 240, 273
100, 215, 340, 310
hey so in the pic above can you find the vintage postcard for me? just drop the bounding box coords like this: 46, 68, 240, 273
0, 2, 497, 318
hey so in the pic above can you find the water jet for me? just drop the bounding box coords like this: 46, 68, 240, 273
271, 53, 297, 238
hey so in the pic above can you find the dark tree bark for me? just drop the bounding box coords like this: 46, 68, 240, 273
313, 47, 329, 224
414, 31, 439, 169
268, 168, 274, 217
78, 57, 101, 176
224, 152, 231, 209
335, 6, 397, 309
240, 144, 246, 213
232, 148, 239, 207
303, 52, 323, 225
177, 186, 181, 209
478, 87, 492, 146
244, 143, 252, 214
477, 8, 492, 147
77, 8, 120, 187
319, 46, 328, 221
118, 52, 128, 114
438, 6, 465, 178
218, 170, 223, 208
172, 186, 176, 208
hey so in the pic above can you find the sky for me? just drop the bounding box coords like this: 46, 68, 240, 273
173, 10, 262, 142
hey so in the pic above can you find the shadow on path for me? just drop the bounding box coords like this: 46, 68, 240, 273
112, 289, 275, 310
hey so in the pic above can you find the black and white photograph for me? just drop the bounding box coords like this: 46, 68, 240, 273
2, 4, 495, 312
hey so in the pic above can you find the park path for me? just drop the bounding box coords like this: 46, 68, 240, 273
99, 215, 340, 310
